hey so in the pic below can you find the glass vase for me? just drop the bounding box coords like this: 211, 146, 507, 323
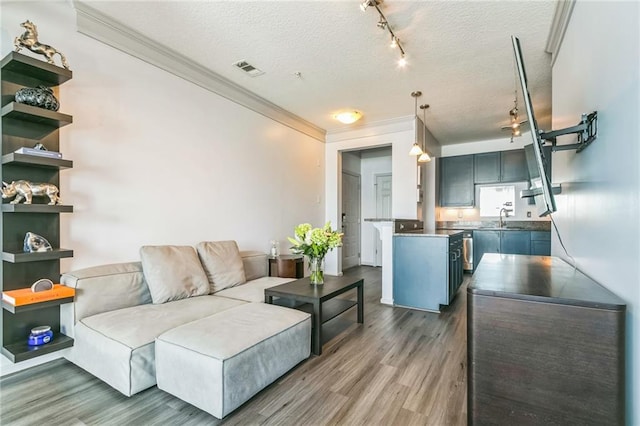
308, 256, 325, 285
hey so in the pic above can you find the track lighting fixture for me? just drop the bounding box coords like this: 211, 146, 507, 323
409, 91, 424, 156
418, 104, 432, 163
360, 0, 378, 12
360, 0, 407, 66
502, 58, 528, 142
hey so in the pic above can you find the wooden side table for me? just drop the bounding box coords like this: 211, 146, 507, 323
268, 255, 304, 278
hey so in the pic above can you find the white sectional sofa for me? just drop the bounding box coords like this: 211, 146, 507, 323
60, 242, 310, 418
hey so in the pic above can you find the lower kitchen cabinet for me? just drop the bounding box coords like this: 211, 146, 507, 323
474, 230, 551, 270
393, 233, 463, 312
531, 230, 551, 255
473, 230, 499, 269
500, 230, 530, 255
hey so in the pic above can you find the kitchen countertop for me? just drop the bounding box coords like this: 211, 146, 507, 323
395, 229, 464, 238
438, 227, 542, 231
437, 221, 551, 231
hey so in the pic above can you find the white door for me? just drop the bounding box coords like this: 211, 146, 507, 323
375, 174, 392, 267
342, 172, 361, 270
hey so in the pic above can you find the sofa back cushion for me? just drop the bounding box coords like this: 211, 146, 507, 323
196, 241, 246, 293
140, 245, 209, 303
240, 251, 268, 281
61, 262, 152, 323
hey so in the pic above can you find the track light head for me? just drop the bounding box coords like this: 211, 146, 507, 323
377, 19, 388, 29
360, 0, 379, 12
390, 36, 398, 48
398, 55, 407, 68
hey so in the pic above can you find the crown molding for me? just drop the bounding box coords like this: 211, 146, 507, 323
326, 115, 416, 142
545, 0, 576, 68
73, 1, 326, 142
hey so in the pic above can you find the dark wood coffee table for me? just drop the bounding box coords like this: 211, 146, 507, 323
265, 275, 364, 355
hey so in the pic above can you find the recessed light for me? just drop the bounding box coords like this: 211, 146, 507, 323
334, 111, 362, 124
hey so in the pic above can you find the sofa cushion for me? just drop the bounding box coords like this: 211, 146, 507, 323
61, 261, 151, 322
70, 295, 246, 396
140, 245, 209, 304
214, 276, 295, 303
240, 251, 268, 281
196, 241, 246, 293
156, 303, 311, 418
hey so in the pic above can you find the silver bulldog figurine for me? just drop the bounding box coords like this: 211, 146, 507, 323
23, 232, 53, 253
1, 180, 60, 205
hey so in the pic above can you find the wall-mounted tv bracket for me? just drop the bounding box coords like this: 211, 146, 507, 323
540, 111, 598, 153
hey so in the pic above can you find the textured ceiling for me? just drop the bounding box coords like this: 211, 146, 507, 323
83, 1, 556, 145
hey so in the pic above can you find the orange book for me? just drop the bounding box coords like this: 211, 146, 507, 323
2, 284, 75, 306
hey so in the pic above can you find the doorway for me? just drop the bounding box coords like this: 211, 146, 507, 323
375, 173, 392, 266
342, 171, 361, 269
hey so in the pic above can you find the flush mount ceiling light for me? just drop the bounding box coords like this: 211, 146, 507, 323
418, 104, 432, 163
334, 111, 362, 124
360, 0, 407, 67
409, 91, 424, 156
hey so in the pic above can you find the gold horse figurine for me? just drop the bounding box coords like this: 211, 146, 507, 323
14, 20, 70, 69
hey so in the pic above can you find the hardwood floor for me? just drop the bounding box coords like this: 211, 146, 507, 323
0, 266, 469, 425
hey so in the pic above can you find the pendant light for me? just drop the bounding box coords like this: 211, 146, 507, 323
418, 104, 432, 163
409, 91, 423, 156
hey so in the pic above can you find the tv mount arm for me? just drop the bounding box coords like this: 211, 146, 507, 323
540, 111, 598, 153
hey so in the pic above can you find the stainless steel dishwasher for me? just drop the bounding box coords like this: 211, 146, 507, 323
463, 231, 473, 272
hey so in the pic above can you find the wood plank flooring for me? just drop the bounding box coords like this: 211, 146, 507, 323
0, 266, 469, 425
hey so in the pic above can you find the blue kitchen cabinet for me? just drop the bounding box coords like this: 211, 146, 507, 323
474, 152, 501, 184
531, 231, 551, 255
439, 155, 475, 207
393, 235, 461, 312
500, 149, 528, 182
473, 230, 500, 269
500, 230, 531, 255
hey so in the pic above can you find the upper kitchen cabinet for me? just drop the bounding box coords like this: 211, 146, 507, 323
500, 149, 528, 182
474, 152, 501, 183
474, 149, 528, 184
439, 155, 474, 207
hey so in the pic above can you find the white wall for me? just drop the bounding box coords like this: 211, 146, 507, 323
551, 2, 640, 424
341, 151, 361, 175
360, 149, 392, 266
1, 1, 324, 372
325, 118, 419, 274
1, 2, 324, 273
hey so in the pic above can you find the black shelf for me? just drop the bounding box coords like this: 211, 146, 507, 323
2, 152, 73, 169
2, 204, 73, 213
0, 51, 72, 86
2, 333, 74, 363
2, 249, 74, 263
2, 102, 72, 128
273, 298, 357, 324
2, 297, 75, 314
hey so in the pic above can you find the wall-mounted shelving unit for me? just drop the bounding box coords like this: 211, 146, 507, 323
1, 51, 74, 363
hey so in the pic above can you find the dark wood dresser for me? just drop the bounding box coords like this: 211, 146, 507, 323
467, 254, 625, 425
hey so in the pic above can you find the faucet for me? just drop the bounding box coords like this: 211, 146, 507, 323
499, 207, 513, 228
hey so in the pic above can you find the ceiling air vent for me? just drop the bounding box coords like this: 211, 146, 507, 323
233, 60, 265, 77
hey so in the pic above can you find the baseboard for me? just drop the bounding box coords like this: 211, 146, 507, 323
1, 349, 69, 377
380, 298, 393, 306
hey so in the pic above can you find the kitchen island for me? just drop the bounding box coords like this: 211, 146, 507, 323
393, 229, 464, 312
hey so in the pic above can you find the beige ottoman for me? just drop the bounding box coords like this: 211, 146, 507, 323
155, 302, 311, 419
